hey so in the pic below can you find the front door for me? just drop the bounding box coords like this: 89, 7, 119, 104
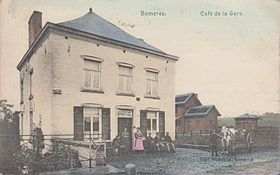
118, 118, 132, 150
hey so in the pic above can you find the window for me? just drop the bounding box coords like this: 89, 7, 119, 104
84, 107, 102, 139
20, 79, 23, 103
29, 69, 33, 99
84, 59, 101, 90
146, 71, 158, 97
147, 111, 158, 137
118, 65, 133, 94
29, 111, 33, 135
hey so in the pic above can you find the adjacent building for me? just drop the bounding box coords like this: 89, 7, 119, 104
17, 9, 178, 146
234, 113, 259, 131
175, 93, 220, 134
175, 93, 201, 133
183, 105, 221, 133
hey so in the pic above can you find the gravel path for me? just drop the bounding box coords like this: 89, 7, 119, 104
108, 148, 279, 175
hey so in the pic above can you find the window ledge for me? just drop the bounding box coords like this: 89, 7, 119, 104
144, 95, 160, 100
116, 92, 135, 97
80, 87, 104, 94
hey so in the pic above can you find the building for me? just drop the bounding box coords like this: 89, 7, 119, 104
17, 9, 178, 146
234, 113, 259, 131
183, 105, 221, 134
175, 93, 201, 134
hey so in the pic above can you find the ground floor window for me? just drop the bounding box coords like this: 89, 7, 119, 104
29, 111, 33, 135
147, 111, 158, 137
84, 107, 102, 139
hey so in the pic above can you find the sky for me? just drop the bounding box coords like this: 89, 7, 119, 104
0, 0, 279, 117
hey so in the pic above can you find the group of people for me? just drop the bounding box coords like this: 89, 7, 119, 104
112, 127, 175, 156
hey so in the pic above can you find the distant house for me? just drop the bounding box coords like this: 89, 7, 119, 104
183, 105, 221, 134
17, 9, 178, 147
175, 93, 201, 134
234, 113, 259, 131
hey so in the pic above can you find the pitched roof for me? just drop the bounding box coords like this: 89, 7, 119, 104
58, 10, 164, 54
17, 10, 178, 70
184, 105, 221, 118
234, 113, 259, 120
175, 93, 201, 105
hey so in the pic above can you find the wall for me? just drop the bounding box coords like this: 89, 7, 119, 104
175, 96, 201, 133
19, 33, 53, 136
184, 110, 218, 133
235, 120, 258, 131
46, 31, 176, 139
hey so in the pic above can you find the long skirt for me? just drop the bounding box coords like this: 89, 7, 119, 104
134, 138, 144, 151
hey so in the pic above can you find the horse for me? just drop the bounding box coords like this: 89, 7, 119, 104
221, 126, 246, 155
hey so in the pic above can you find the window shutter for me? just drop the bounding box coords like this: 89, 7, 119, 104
102, 108, 110, 140
140, 110, 147, 137
74, 106, 84, 141
159, 111, 165, 137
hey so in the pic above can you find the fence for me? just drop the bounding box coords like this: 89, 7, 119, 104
176, 127, 279, 150
251, 127, 279, 149
176, 132, 210, 145
0, 133, 108, 174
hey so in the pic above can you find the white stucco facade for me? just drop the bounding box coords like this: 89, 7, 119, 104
18, 11, 178, 142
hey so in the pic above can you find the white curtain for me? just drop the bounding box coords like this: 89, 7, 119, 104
84, 60, 100, 89
118, 66, 132, 93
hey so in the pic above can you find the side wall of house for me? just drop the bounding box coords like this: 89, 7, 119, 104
47, 32, 176, 139
176, 97, 201, 133
19, 35, 53, 136
235, 120, 258, 131
184, 110, 218, 133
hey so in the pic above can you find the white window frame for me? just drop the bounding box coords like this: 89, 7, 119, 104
145, 68, 159, 98
117, 64, 133, 94
83, 107, 102, 140
83, 59, 101, 90
20, 78, 24, 103
147, 111, 159, 137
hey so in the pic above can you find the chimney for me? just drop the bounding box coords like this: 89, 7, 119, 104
28, 11, 42, 47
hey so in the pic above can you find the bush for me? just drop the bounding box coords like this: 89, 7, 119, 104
11, 131, 82, 173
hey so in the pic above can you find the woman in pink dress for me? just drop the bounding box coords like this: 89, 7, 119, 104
134, 127, 144, 153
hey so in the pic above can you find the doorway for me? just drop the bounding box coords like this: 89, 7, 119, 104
118, 118, 132, 151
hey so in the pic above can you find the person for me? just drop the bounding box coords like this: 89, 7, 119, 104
145, 133, 155, 153
164, 132, 176, 153
247, 132, 253, 152
209, 130, 221, 156
134, 127, 144, 153
112, 135, 125, 156
153, 132, 164, 152
121, 128, 130, 151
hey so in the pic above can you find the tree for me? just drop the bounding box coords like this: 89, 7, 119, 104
0, 99, 14, 120
0, 99, 19, 174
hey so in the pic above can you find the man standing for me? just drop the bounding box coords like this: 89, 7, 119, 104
247, 132, 253, 152
209, 130, 220, 156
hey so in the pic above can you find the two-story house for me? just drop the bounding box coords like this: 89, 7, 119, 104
17, 9, 178, 147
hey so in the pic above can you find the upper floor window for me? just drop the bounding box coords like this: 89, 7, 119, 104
146, 70, 158, 97
84, 59, 101, 90
29, 68, 33, 100
20, 79, 23, 103
118, 65, 133, 94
